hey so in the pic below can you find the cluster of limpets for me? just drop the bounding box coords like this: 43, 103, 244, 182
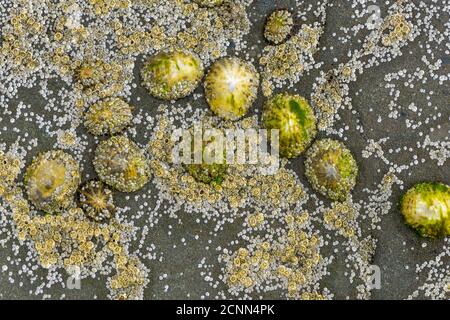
141, 49, 204, 100
93, 136, 150, 193
261, 92, 357, 202
84, 98, 133, 135
140, 52, 260, 121
264, 9, 294, 44
138, 45, 361, 204
262, 93, 317, 158
24, 150, 81, 213
400, 182, 450, 238
140, 52, 260, 184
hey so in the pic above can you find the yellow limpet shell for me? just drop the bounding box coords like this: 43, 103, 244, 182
400, 182, 450, 238
204, 57, 259, 120
305, 139, 358, 201
93, 136, 150, 193
84, 97, 133, 136
141, 49, 204, 100
25, 150, 81, 213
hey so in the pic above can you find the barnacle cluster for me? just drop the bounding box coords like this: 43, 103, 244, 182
204, 57, 259, 120
311, 70, 344, 130
141, 49, 204, 100
262, 93, 317, 158
88, 0, 130, 15
380, 13, 412, 47
224, 212, 324, 298
323, 202, 358, 239
193, 0, 224, 7
84, 98, 133, 136
149, 113, 305, 208
94, 136, 150, 193
24, 150, 81, 214
400, 182, 450, 238
76, 59, 129, 98
260, 25, 322, 97
305, 139, 358, 201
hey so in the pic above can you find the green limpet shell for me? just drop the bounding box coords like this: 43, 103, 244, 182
24, 150, 81, 214
141, 49, 204, 100
262, 93, 317, 158
204, 57, 259, 121
264, 9, 294, 44
79, 180, 116, 222
184, 130, 228, 186
84, 97, 133, 136
93, 136, 150, 193
186, 162, 227, 186
400, 182, 450, 238
305, 139, 358, 201
193, 0, 224, 7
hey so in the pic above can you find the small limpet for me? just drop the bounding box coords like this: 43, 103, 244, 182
184, 131, 228, 186
79, 180, 116, 222
25, 150, 81, 213
264, 10, 294, 44
84, 97, 133, 136
141, 49, 204, 100
305, 139, 358, 201
93, 136, 150, 193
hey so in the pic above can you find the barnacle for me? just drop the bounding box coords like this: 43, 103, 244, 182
24, 150, 81, 213
262, 93, 317, 158
264, 10, 294, 44
204, 57, 259, 120
305, 139, 358, 201
79, 180, 116, 222
141, 49, 204, 100
84, 98, 133, 136
93, 136, 150, 193
400, 182, 450, 238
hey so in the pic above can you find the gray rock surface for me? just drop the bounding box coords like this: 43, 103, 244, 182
0, 0, 448, 300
